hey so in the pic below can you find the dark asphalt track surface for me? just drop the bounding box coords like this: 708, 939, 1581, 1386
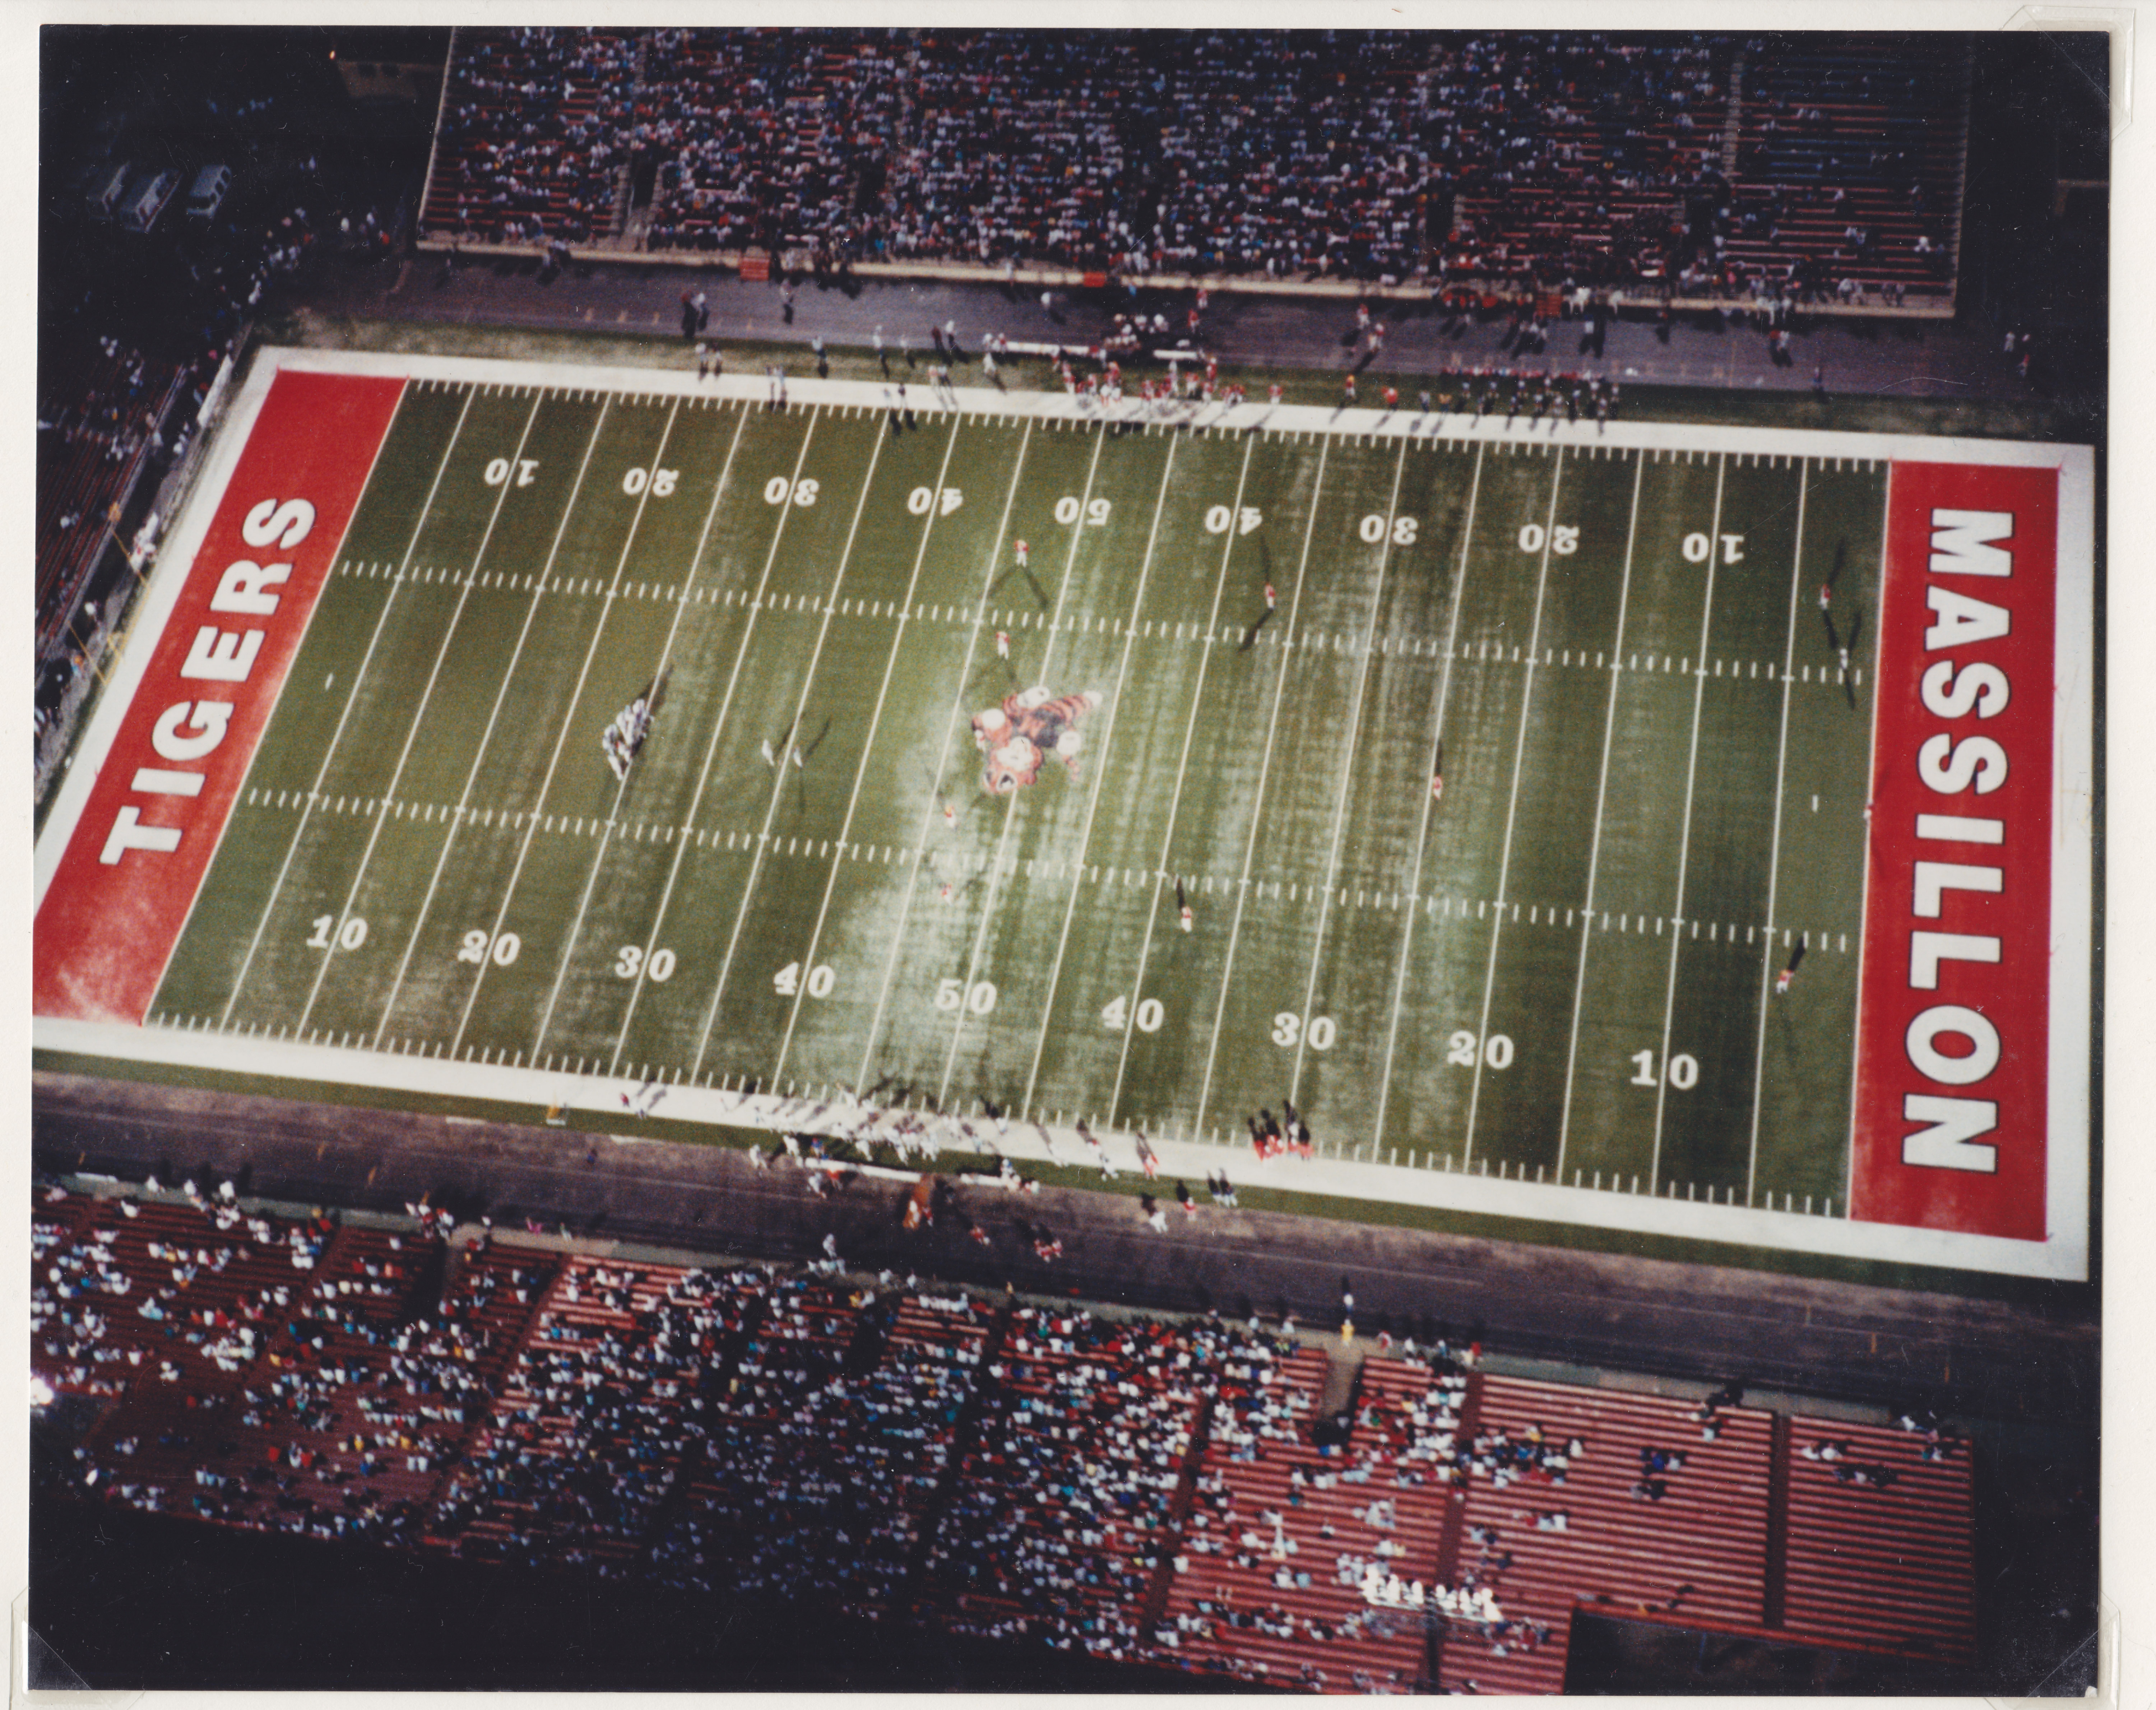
33, 1072, 2094, 1430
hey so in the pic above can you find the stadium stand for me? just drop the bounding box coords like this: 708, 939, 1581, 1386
37, 1185, 1978, 1692
1780, 1413, 1978, 1664
417, 28, 1970, 307
421, 26, 644, 246
1436, 1374, 1775, 1693
1156, 1346, 1433, 1691
34, 345, 189, 659
922, 1304, 1207, 1663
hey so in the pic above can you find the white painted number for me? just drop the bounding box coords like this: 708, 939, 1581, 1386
765, 476, 819, 507
621, 467, 680, 497
1683, 532, 1711, 564
806, 963, 835, 998
1517, 523, 1546, 553
1359, 514, 1386, 544
1629, 1049, 1697, 1088
1055, 496, 1108, 526
306, 915, 367, 951
1204, 505, 1261, 536
486, 459, 535, 488
1273, 1012, 1334, 1049
617, 945, 676, 981
936, 978, 998, 1014
775, 962, 800, 995
1448, 1029, 1511, 1068
1102, 996, 1163, 1033
908, 486, 964, 515
1552, 525, 1579, 555
457, 929, 518, 965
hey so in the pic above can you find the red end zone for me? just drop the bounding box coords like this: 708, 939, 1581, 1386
1851, 462, 2061, 1240
32, 370, 405, 1024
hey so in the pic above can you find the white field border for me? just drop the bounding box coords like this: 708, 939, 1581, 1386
33, 347, 2097, 1283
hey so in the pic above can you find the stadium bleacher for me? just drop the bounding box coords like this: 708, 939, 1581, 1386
34, 345, 189, 659
36, 1185, 1978, 1692
417, 28, 1969, 306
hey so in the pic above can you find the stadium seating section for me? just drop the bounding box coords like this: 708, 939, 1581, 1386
421, 28, 1969, 307
35, 346, 189, 658
34, 1185, 1979, 1691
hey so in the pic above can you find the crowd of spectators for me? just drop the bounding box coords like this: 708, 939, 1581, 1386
427, 27, 642, 246
421, 28, 1966, 307
36, 1177, 1977, 1692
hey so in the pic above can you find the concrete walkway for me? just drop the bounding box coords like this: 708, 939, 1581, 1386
32, 1071, 2095, 1431
301, 245, 2034, 404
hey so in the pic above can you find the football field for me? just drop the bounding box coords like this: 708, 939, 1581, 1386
34, 351, 2093, 1279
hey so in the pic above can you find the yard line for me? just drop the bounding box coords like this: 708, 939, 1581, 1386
1105, 432, 1256, 1123
1010, 443, 1181, 1116
1194, 439, 1329, 1141
689, 414, 887, 1079
851, 423, 1037, 1094
1289, 439, 1410, 1103
449, 398, 688, 1056
1371, 441, 1487, 1151
603, 406, 778, 1072
1555, 453, 1646, 1177
300, 403, 573, 1039
1460, 446, 1567, 1164
926, 430, 1111, 1109
1744, 463, 1810, 1204
530, 405, 755, 1060
1647, 454, 1729, 1187
1840, 464, 1895, 1220
768, 414, 965, 1084
218, 385, 480, 1027
368, 398, 615, 1043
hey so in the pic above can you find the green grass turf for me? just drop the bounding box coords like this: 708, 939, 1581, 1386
144, 371, 1886, 1227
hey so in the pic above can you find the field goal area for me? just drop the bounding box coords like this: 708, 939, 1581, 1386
33, 348, 2094, 1281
